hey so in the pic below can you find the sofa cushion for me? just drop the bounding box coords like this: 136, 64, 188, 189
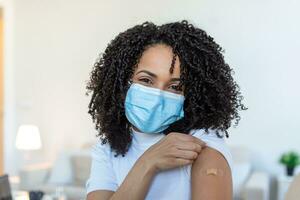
47, 149, 91, 185
71, 155, 92, 186
228, 145, 253, 199
47, 151, 73, 185
232, 161, 252, 199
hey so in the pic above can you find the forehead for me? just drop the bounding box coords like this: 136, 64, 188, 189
135, 44, 181, 77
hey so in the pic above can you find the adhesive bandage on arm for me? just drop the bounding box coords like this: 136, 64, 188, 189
199, 168, 225, 176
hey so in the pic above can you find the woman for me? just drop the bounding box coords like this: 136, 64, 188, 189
85, 20, 247, 200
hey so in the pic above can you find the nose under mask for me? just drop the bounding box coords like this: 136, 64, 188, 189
124, 83, 185, 134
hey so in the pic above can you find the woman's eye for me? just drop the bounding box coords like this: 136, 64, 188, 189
169, 85, 182, 91
139, 78, 152, 84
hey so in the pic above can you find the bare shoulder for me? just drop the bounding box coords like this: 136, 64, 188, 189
192, 146, 232, 175
191, 146, 233, 200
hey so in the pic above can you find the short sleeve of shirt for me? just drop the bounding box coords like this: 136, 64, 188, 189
191, 129, 234, 175
85, 141, 118, 195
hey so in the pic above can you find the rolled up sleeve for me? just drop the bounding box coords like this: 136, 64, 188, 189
191, 129, 234, 175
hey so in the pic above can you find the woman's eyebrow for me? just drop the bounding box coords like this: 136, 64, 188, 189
136, 70, 157, 78
136, 70, 180, 82
170, 78, 180, 82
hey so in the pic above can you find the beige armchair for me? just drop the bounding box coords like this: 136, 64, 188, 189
285, 172, 300, 200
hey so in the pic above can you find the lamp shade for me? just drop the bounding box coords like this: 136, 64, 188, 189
15, 124, 42, 150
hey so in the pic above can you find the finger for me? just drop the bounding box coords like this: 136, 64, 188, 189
173, 133, 206, 146
174, 158, 194, 166
175, 142, 204, 153
173, 149, 199, 160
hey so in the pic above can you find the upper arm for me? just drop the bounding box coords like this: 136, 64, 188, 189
86, 190, 114, 200
85, 141, 118, 199
190, 129, 233, 200
191, 146, 233, 200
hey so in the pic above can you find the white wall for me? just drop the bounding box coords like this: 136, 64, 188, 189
3, 0, 300, 198
2, 0, 18, 176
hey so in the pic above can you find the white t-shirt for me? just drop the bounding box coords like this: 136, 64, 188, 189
86, 127, 234, 199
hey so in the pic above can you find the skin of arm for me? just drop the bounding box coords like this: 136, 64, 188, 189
191, 146, 233, 200
86, 155, 157, 200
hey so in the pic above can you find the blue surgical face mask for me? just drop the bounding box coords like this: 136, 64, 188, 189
124, 83, 185, 134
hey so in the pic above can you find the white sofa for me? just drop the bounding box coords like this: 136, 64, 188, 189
230, 145, 270, 200
17, 143, 270, 200
18, 145, 93, 200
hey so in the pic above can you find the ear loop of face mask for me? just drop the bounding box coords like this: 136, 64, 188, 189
128, 79, 133, 86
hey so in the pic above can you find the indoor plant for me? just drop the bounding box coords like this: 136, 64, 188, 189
279, 151, 300, 176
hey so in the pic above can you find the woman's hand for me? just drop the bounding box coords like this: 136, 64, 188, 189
140, 132, 207, 173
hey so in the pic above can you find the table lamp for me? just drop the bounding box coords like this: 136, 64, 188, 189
15, 124, 42, 161
15, 125, 42, 150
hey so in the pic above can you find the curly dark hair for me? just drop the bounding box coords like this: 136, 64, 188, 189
86, 19, 248, 157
